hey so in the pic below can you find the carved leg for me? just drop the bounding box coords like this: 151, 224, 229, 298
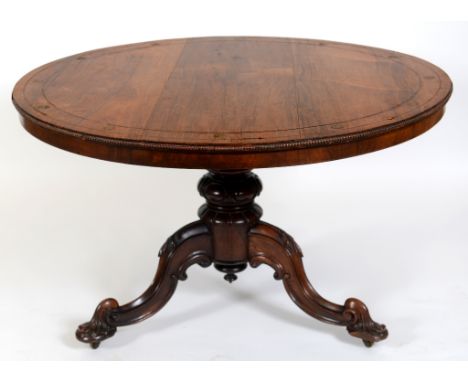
248, 222, 388, 347
76, 221, 213, 348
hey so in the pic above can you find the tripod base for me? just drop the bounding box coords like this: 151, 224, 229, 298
76, 170, 388, 348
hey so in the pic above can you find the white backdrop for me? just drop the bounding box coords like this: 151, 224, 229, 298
1, 0, 467, 361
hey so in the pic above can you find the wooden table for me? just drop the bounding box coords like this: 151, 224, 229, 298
12, 37, 452, 349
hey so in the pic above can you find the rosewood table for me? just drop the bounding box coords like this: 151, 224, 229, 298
12, 37, 452, 349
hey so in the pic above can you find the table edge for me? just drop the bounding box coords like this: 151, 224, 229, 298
13, 83, 451, 154
14, 98, 449, 169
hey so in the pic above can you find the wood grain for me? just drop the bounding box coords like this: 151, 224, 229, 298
12, 37, 452, 169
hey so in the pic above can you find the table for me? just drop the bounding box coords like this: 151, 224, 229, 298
12, 37, 452, 349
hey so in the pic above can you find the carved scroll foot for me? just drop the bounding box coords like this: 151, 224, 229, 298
248, 222, 388, 346
344, 298, 388, 346
76, 221, 213, 348
75, 298, 119, 348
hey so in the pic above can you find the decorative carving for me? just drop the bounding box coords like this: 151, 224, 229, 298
250, 254, 289, 280
248, 222, 388, 346
76, 221, 213, 348
277, 229, 303, 259
197, 171, 263, 233
75, 298, 119, 349
344, 298, 388, 346
198, 170, 262, 210
198, 171, 263, 281
174, 251, 213, 281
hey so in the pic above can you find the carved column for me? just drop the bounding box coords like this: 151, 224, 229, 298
197, 170, 262, 282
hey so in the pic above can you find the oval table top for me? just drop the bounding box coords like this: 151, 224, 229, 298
13, 37, 452, 169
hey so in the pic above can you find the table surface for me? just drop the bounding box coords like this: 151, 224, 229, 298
13, 37, 452, 169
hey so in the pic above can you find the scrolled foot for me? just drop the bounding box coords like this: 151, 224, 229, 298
344, 298, 388, 344
76, 298, 119, 347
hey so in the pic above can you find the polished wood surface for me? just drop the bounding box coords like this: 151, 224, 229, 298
13, 37, 452, 169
